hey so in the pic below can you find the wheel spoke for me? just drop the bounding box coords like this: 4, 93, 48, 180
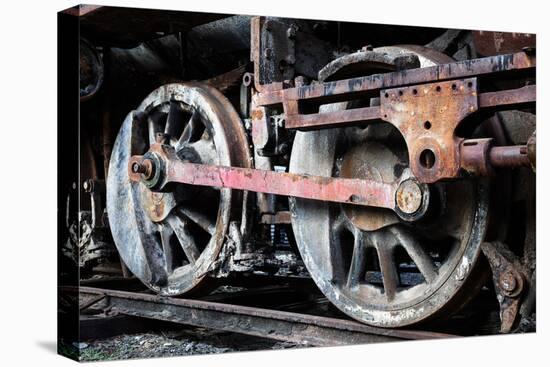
371, 233, 398, 301
177, 111, 205, 148
138, 228, 168, 285
160, 224, 175, 272
390, 227, 437, 283
167, 215, 201, 264
165, 97, 186, 138
179, 207, 216, 235
346, 230, 367, 289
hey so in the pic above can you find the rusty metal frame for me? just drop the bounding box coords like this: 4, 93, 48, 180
249, 51, 535, 183
68, 286, 455, 346
129, 136, 531, 212
276, 85, 535, 130
128, 52, 535, 208
253, 51, 535, 107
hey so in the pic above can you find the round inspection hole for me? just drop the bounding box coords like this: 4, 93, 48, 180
452, 83, 457, 90
467, 81, 473, 88
419, 149, 436, 169
398, 90, 403, 96
435, 85, 441, 92
424, 121, 431, 130
384, 92, 389, 98
412, 89, 418, 95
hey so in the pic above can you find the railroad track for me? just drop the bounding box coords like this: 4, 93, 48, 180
60, 284, 455, 347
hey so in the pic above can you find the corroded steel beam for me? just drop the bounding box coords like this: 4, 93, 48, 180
254, 51, 535, 107
129, 150, 398, 210
283, 85, 535, 130
67, 286, 455, 346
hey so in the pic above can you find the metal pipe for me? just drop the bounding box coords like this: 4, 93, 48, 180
489, 146, 530, 168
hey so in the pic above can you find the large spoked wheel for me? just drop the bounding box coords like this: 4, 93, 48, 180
289, 47, 490, 327
107, 83, 250, 296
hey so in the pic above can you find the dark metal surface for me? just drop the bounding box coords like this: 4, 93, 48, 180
70, 286, 455, 346
67, 5, 229, 47
79, 38, 104, 102
250, 16, 333, 91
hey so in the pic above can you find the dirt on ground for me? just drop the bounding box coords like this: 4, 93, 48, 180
75, 327, 302, 361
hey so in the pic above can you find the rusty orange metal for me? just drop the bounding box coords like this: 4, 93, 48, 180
472, 31, 536, 56
254, 51, 535, 107
381, 78, 478, 183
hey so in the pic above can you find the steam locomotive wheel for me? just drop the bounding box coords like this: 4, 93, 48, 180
107, 83, 250, 296
289, 47, 490, 327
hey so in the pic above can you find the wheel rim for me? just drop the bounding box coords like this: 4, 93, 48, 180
107, 83, 250, 295
289, 47, 489, 327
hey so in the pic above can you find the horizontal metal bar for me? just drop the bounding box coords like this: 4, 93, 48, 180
256, 52, 535, 107
284, 86, 535, 131
490, 146, 530, 168
479, 85, 536, 109
68, 286, 455, 347
285, 106, 381, 130
165, 161, 396, 209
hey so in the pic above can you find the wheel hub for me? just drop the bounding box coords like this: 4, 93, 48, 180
395, 179, 423, 214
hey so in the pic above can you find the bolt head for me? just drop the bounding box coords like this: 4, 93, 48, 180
242, 72, 253, 87
395, 179, 423, 214
83, 179, 94, 193
499, 271, 518, 293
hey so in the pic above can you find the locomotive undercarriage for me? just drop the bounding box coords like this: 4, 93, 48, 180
70, 10, 536, 332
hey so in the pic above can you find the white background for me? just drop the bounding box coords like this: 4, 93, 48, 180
0, 0, 546, 365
